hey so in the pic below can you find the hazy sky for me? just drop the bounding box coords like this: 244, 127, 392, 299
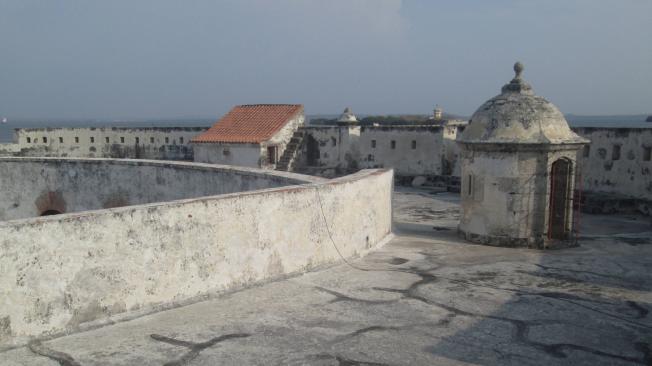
1, 0, 651, 119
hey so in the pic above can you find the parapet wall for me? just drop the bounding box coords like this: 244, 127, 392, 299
0, 167, 393, 348
0, 158, 319, 221
574, 127, 652, 200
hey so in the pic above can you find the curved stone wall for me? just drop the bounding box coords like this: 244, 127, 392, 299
0, 164, 393, 349
0, 158, 322, 221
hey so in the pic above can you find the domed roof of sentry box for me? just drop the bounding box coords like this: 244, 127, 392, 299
337, 107, 358, 123
458, 62, 587, 145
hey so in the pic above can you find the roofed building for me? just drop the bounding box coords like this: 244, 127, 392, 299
191, 104, 305, 168
457, 62, 588, 248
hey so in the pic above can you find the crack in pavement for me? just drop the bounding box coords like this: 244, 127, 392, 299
314, 286, 398, 305
626, 300, 650, 319
329, 325, 403, 345
318, 266, 651, 365
150, 332, 250, 366
28, 340, 82, 366
312, 353, 392, 365
355, 261, 652, 331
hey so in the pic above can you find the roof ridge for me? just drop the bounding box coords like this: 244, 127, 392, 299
237, 104, 302, 107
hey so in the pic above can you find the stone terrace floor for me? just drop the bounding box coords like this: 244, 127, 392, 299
3, 187, 652, 365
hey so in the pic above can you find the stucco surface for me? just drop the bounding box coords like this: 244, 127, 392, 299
0, 168, 392, 349
458, 143, 581, 247
0, 158, 320, 221
461, 93, 585, 145
575, 128, 652, 199
192, 143, 263, 168
459, 63, 586, 146
297, 126, 444, 177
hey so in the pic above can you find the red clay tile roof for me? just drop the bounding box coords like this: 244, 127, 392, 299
191, 104, 303, 144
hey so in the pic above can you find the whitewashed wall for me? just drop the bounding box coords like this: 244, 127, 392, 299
298, 125, 445, 177
192, 143, 263, 167
574, 127, 652, 199
0, 163, 392, 348
0, 127, 207, 160
0, 158, 318, 221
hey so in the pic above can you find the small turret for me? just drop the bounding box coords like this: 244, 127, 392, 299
434, 105, 443, 120
337, 107, 358, 125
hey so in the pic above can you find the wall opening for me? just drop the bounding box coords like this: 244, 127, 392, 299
267, 146, 278, 164
306, 135, 319, 166
582, 145, 590, 158
466, 174, 473, 197
643, 146, 651, 162
548, 158, 572, 240
411, 140, 417, 149
612, 144, 621, 160
391, 140, 396, 149
41, 209, 63, 216
59, 137, 64, 143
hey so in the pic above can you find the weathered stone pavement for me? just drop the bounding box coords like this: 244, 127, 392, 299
3, 188, 652, 365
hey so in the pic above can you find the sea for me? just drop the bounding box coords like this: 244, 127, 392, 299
0, 114, 649, 143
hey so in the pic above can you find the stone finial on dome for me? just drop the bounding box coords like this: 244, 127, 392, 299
501, 61, 533, 95
514, 62, 524, 79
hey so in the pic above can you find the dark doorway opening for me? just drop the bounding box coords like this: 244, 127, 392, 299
306, 135, 319, 166
41, 209, 63, 216
548, 159, 572, 240
267, 146, 278, 164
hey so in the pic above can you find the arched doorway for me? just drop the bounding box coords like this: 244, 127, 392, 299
548, 158, 572, 240
41, 209, 63, 216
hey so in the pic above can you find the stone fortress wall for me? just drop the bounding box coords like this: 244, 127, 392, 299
295, 125, 651, 206
0, 157, 315, 221
294, 125, 451, 177
0, 127, 208, 161
575, 127, 652, 198
0, 158, 393, 348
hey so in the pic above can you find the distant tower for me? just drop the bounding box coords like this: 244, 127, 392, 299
337, 107, 358, 125
456, 62, 589, 248
433, 105, 443, 120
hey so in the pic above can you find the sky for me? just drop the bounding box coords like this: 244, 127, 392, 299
0, 0, 651, 120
